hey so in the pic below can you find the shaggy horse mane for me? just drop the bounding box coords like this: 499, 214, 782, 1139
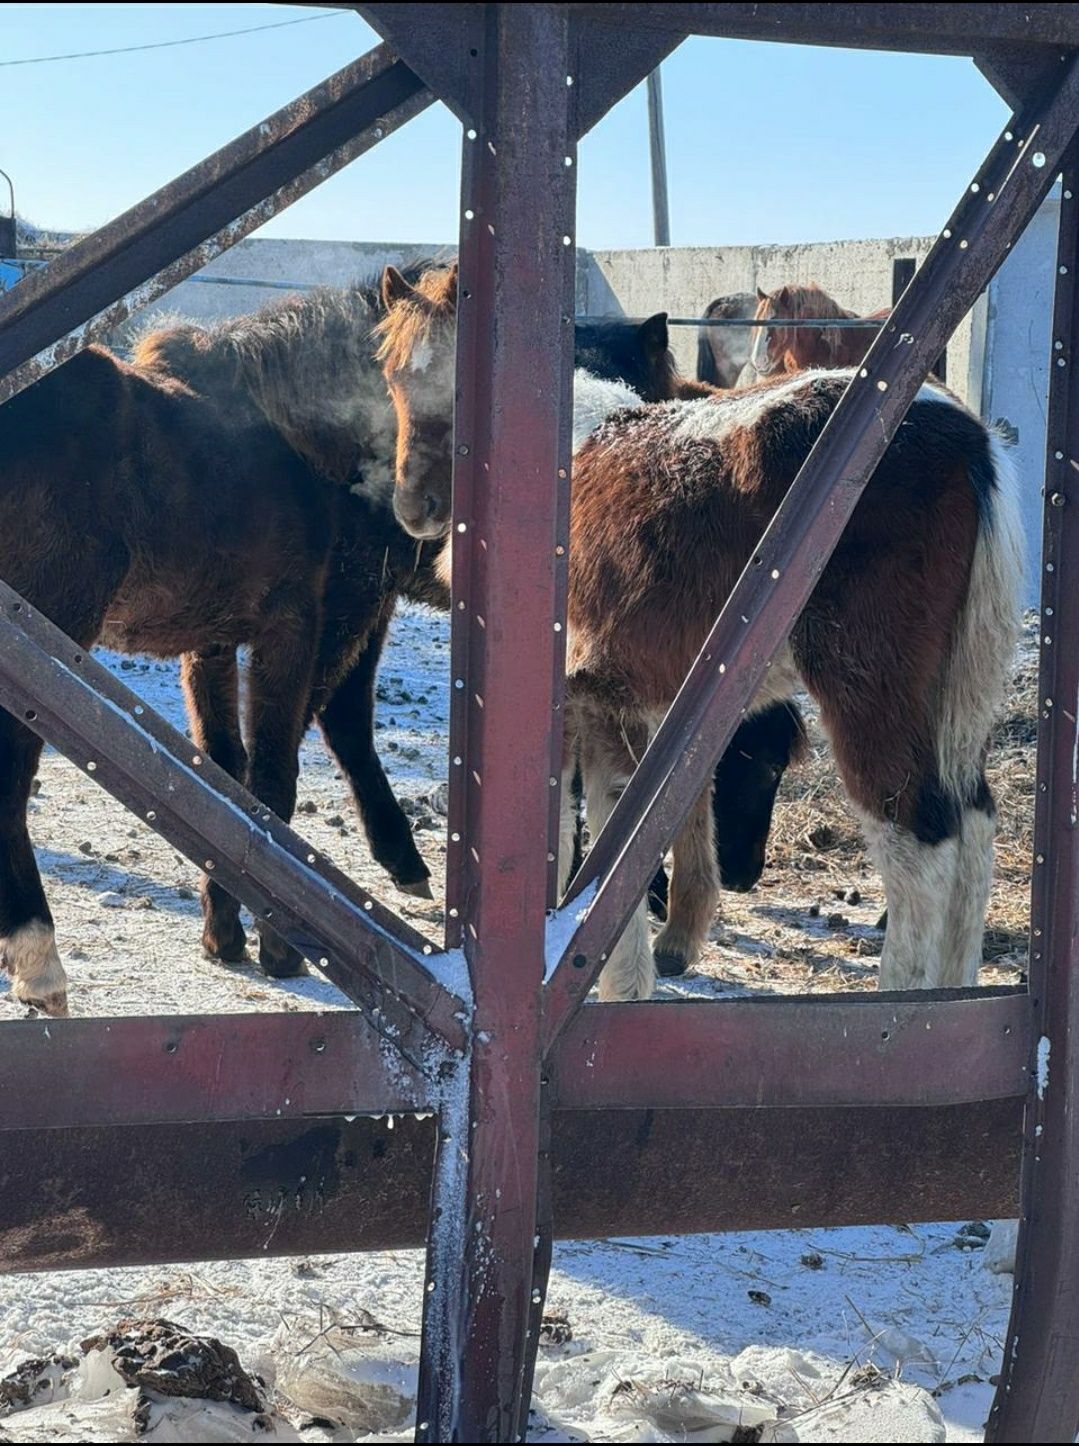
760, 281, 858, 322
374, 263, 459, 374
756, 282, 871, 369
133, 258, 445, 482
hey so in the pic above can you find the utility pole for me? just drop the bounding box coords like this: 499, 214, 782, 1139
646, 68, 670, 246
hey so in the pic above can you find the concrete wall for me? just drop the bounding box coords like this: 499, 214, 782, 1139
579, 236, 980, 410
111, 238, 449, 347
981, 190, 1060, 600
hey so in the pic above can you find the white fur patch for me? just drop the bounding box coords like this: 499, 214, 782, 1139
935, 431, 1024, 802
408, 336, 433, 374
748, 323, 772, 375
572, 369, 643, 452
4, 920, 69, 1017
856, 811, 959, 991
668, 369, 965, 448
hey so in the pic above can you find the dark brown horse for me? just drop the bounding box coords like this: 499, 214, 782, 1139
378, 263, 1024, 1002
146, 298, 720, 957
0, 275, 438, 1013
159, 296, 801, 941
0, 266, 764, 1013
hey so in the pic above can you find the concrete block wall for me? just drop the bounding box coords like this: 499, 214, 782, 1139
579, 237, 980, 411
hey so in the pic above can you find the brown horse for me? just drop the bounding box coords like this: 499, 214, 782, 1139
0, 275, 448, 1013
748, 282, 887, 378
378, 263, 1024, 1002
159, 298, 802, 937
0, 266, 764, 1014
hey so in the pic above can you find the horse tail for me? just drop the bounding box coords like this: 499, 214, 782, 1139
935, 426, 1025, 803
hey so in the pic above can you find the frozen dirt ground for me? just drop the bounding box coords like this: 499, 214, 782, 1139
0, 602, 1033, 1441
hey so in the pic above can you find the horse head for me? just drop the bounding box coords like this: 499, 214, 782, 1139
376, 262, 459, 539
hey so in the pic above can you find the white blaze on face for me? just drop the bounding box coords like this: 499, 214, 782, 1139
749, 318, 774, 374
409, 336, 434, 373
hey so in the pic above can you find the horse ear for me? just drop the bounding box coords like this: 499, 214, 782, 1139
381, 265, 416, 310
444, 262, 459, 306
637, 312, 669, 355
756, 286, 769, 302
776, 285, 791, 308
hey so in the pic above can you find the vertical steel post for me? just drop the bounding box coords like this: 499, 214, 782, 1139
417, 5, 576, 1439
646, 68, 671, 246
987, 157, 1079, 1445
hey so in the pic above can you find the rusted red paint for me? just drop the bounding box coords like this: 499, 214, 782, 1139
413, 8, 576, 1439
0, 1014, 432, 1129
555, 991, 1029, 1111
987, 143, 1079, 1446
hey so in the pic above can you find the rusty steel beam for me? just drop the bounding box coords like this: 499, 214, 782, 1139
0, 1100, 1022, 1275
987, 150, 1079, 1446
544, 52, 1079, 1046
0, 585, 467, 1064
0, 990, 1027, 1133
358, 3, 484, 124
976, 45, 1070, 111
566, 3, 1079, 55
555, 991, 1030, 1111
416, 9, 576, 1440
0, 1014, 431, 1131
571, 19, 686, 139
358, 3, 685, 139
0, 44, 430, 404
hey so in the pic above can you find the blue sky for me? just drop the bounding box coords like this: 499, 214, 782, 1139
3, 3, 1011, 249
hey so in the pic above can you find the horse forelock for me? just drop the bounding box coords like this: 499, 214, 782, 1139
375, 263, 458, 374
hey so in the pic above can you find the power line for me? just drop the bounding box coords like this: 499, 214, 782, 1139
0, 11, 347, 69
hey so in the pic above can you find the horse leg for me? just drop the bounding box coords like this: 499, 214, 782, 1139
557, 746, 580, 900
797, 627, 960, 992
180, 648, 249, 962
0, 560, 122, 1016
0, 714, 66, 1015
316, 607, 432, 899
939, 777, 996, 988
653, 784, 720, 978
577, 716, 654, 1003
856, 812, 957, 990
245, 587, 321, 979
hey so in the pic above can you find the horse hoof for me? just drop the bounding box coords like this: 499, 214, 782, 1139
23, 989, 69, 1018
258, 942, 307, 980
654, 949, 689, 978
397, 875, 434, 900
203, 927, 248, 964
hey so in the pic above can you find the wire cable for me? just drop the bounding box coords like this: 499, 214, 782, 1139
0, 10, 346, 69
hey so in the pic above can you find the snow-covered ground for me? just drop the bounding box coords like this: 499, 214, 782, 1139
0, 604, 1017, 1442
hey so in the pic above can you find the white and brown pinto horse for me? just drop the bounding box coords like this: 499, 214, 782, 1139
378, 263, 1023, 1003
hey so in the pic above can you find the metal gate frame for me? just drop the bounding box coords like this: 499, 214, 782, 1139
1, 5, 1077, 1440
